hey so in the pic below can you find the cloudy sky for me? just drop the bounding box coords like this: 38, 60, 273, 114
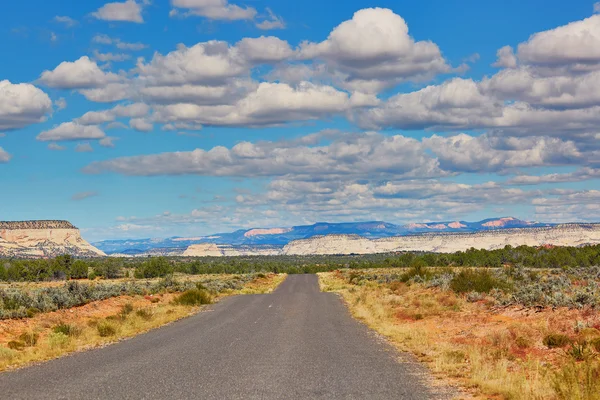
2, 0, 600, 241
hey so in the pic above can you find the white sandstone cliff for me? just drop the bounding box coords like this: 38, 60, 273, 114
0, 220, 106, 258
282, 224, 600, 255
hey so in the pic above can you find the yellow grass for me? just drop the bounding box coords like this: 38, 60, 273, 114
318, 271, 600, 400
0, 273, 286, 372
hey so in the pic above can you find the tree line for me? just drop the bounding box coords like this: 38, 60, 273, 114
1, 244, 600, 282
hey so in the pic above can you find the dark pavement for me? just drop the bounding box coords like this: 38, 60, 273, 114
0, 275, 448, 399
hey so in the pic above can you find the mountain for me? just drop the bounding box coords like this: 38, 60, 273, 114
93, 217, 551, 255
0, 220, 106, 258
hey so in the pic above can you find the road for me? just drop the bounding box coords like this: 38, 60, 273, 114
0, 275, 450, 399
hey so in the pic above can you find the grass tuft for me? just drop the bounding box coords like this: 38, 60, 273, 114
174, 289, 212, 306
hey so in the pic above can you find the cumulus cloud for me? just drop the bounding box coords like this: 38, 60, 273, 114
424, 134, 582, 172
516, 15, 600, 71
39, 56, 120, 89
37, 122, 106, 142
170, 0, 257, 21
129, 118, 153, 131
77, 103, 150, 125
298, 8, 451, 92
0, 80, 52, 131
152, 82, 375, 127
83, 131, 442, 179
0, 147, 11, 163
92, 0, 144, 23
492, 45, 517, 68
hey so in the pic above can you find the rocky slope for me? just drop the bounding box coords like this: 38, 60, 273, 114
0, 220, 106, 258
282, 224, 600, 255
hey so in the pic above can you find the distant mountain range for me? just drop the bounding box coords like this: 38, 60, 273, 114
93, 217, 552, 255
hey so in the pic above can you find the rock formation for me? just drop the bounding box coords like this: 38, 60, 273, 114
0, 220, 106, 258
282, 224, 600, 255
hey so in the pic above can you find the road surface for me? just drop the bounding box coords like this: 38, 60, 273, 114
0, 275, 451, 399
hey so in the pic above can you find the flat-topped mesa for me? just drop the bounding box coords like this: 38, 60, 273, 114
0, 220, 77, 230
0, 220, 105, 258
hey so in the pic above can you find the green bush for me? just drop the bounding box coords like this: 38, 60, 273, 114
97, 321, 117, 337
48, 332, 69, 348
7, 341, 25, 351
53, 323, 80, 337
450, 269, 510, 294
175, 289, 212, 306
544, 333, 572, 349
18, 331, 38, 347
135, 308, 154, 321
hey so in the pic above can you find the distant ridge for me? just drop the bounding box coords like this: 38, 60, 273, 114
0, 220, 77, 230
94, 216, 554, 255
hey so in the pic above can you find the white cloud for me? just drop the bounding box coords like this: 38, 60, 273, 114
298, 8, 450, 92
77, 103, 150, 125
93, 50, 131, 63
79, 83, 132, 102
92, 0, 144, 23
55, 97, 67, 111
39, 56, 120, 89
424, 134, 581, 172
235, 36, 294, 63
75, 143, 94, 153
170, 0, 257, 21
99, 136, 118, 148
516, 15, 600, 71
0, 147, 11, 163
47, 143, 66, 151
0, 80, 52, 131
492, 45, 517, 68
92, 34, 147, 50
595, 2, 600, 13
83, 131, 442, 179
54, 16, 78, 27
37, 122, 106, 142
152, 81, 372, 127
129, 118, 153, 132
256, 8, 285, 30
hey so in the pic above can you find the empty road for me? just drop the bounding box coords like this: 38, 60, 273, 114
0, 275, 449, 399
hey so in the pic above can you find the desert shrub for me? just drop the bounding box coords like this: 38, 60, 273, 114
18, 331, 39, 347
7, 341, 25, 351
119, 303, 134, 318
567, 341, 594, 361
0, 347, 17, 361
515, 336, 531, 349
135, 257, 173, 278
544, 333, 572, 348
136, 308, 154, 320
175, 289, 212, 306
450, 269, 510, 294
591, 338, 600, 353
53, 323, 80, 337
97, 321, 117, 337
48, 332, 69, 348
552, 359, 600, 400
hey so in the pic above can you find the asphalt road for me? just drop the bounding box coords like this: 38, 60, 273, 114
0, 275, 450, 399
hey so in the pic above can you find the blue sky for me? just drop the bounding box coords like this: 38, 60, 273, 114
1, 0, 600, 241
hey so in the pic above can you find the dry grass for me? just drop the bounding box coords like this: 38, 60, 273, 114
0, 273, 286, 372
319, 270, 600, 400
